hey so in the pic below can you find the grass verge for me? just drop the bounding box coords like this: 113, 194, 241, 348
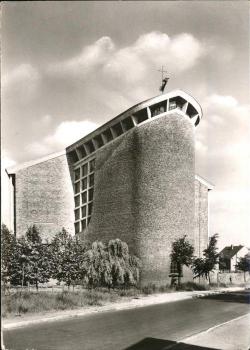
2, 281, 227, 318
2, 289, 119, 318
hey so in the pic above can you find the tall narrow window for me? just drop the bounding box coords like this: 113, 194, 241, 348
73, 158, 95, 233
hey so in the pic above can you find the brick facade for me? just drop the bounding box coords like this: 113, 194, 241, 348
8, 113, 211, 284
194, 179, 209, 257
6, 93, 212, 285
84, 113, 196, 284
14, 154, 74, 240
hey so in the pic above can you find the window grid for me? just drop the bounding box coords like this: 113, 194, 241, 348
74, 158, 95, 233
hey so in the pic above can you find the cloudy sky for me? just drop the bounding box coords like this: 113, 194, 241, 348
2, 1, 249, 249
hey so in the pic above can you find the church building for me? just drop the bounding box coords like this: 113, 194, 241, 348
5, 89, 213, 284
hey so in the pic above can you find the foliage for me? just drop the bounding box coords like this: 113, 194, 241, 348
83, 241, 108, 288
108, 239, 141, 288
49, 228, 86, 287
1, 225, 141, 290
83, 239, 141, 289
235, 256, 250, 272
192, 233, 219, 284
1, 225, 30, 287
21, 225, 52, 289
1, 225, 54, 289
175, 281, 209, 291
218, 257, 230, 271
1, 224, 16, 286
235, 256, 250, 282
170, 235, 194, 285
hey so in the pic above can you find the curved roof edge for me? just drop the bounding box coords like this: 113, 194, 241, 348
67, 89, 202, 153
134, 89, 203, 119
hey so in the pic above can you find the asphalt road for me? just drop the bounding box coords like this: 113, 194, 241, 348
4, 290, 250, 350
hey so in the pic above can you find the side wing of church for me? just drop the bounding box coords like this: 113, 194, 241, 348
5, 89, 213, 284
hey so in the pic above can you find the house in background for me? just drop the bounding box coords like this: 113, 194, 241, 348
219, 245, 249, 272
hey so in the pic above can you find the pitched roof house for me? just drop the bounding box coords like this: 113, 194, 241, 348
219, 245, 249, 272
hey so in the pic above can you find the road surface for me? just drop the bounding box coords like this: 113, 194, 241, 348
3, 290, 250, 350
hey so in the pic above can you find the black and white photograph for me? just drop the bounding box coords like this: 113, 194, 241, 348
1, 1, 250, 349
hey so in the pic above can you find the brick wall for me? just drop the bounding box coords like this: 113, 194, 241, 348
12, 113, 211, 284
210, 271, 250, 284
15, 154, 74, 240
194, 180, 209, 257
84, 112, 196, 285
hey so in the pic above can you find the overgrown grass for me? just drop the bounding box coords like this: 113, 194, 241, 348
175, 282, 210, 291
209, 282, 228, 288
2, 289, 120, 318
1, 281, 228, 318
140, 283, 173, 295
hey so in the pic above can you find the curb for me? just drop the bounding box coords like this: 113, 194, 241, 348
3, 287, 244, 330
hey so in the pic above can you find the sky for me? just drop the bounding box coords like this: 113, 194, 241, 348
1, 1, 249, 249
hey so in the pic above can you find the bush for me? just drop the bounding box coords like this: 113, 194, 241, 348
117, 287, 139, 297
158, 285, 172, 293
176, 282, 209, 291
141, 283, 157, 295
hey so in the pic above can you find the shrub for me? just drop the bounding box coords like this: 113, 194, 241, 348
84, 239, 141, 289
176, 282, 209, 291
141, 283, 157, 295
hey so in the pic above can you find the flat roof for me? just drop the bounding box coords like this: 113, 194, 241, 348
7, 150, 66, 174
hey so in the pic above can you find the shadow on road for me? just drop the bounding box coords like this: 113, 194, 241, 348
124, 337, 220, 350
201, 291, 250, 304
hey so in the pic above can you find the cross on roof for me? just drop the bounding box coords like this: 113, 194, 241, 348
158, 66, 168, 81
157, 66, 170, 93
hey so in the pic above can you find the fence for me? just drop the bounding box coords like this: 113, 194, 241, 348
2, 283, 85, 295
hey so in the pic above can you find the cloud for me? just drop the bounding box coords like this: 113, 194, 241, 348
48, 32, 205, 84
41, 114, 52, 125
1, 150, 16, 170
2, 63, 40, 87
25, 120, 98, 156
104, 32, 204, 83
47, 120, 98, 146
209, 189, 250, 249
2, 63, 40, 100
204, 94, 238, 109
2, 31, 208, 166
195, 139, 207, 155
48, 36, 115, 75
196, 94, 249, 168
195, 94, 250, 247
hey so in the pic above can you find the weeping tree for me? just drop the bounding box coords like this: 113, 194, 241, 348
83, 239, 141, 289
108, 239, 141, 288
83, 241, 109, 288
170, 235, 194, 286
192, 233, 219, 284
